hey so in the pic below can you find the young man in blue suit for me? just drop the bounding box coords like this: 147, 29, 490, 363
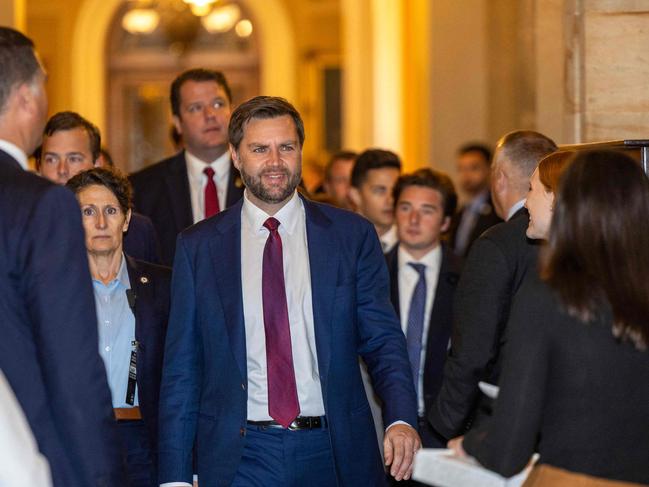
0, 27, 125, 486
158, 96, 420, 487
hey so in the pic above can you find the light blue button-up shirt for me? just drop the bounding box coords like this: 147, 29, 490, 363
93, 255, 138, 408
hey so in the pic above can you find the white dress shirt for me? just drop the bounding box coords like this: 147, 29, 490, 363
507, 198, 526, 221
380, 224, 398, 253
0, 370, 52, 486
397, 244, 442, 416
185, 150, 231, 224
241, 190, 325, 420
0, 139, 28, 170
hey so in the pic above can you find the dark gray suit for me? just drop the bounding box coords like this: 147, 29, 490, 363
429, 208, 540, 439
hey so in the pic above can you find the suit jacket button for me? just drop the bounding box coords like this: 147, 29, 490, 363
241, 383, 246, 390
240, 427, 246, 437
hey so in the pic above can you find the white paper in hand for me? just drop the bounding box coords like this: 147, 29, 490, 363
478, 381, 500, 399
412, 449, 535, 487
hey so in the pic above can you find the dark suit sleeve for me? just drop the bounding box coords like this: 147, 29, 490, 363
22, 185, 125, 486
463, 281, 548, 477
429, 235, 512, 438
355, 222, 418, 428
140, 213, 162, 264
158, 234, 201, 484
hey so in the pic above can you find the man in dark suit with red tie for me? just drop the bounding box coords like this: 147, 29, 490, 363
158, 96, 421, 487
130, 69, 245, 265
0, 27, 124, 486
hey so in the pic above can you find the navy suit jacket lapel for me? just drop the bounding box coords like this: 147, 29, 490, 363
164, 152, 193, 234
386, 245, 401, 317
124, 256, 154, 394
125, 256, 152, 344
302, 197, 336, 394
209, 199, 247, 382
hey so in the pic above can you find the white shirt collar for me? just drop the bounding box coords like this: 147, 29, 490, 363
380, 224, 399, 252
241, 190, 301, 236
397, 244, 441, 271
185, 149, 231, 184
507, 198, 526, 221
0, 139, 28, 170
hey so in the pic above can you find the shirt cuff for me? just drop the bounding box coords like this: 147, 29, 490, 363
160, 483, 192, 487
385, 420, 410, 431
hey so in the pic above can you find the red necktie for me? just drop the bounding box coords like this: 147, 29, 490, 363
204, 167, 220, 218
262, 217, 300, 428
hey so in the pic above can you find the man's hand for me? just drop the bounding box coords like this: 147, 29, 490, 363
384, 423, 421, 481
447, 435, 467, 458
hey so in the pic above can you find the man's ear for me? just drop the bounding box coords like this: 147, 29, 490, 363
348, 186, 361, 210
441, 215, 451, 234
492, 166, 506, 196
17, 83, 36, 116
172, 115, 182, 135
229, 144, 240, 170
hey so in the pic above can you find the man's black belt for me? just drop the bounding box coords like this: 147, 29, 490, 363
247, 416, 326, 430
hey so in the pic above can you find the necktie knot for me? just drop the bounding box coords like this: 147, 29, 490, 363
264, 217, 280, 233
408, 262, 426, 277
204, 167, 215, 179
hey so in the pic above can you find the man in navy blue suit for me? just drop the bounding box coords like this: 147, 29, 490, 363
158, 96, 420, 487
0, 27, 125, 486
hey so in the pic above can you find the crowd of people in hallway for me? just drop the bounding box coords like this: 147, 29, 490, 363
1, 25, 648, 487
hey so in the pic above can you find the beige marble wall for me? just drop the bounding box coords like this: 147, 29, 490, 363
536, 0, 649, 143
580, 0, 649, 140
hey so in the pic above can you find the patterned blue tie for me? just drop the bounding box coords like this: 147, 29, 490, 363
406, 263, 427, 395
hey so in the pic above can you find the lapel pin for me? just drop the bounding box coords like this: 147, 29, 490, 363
235, 177, 244, 188
140, 276, 149, 284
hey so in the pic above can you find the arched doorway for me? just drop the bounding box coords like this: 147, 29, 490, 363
70, 0, 296, 172
106, 1, 259, 172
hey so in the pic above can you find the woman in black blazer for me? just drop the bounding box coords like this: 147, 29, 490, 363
449, 150, 649, 486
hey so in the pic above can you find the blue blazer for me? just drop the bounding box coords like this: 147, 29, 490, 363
158, 196, 418, 486
0, 150, 125, 486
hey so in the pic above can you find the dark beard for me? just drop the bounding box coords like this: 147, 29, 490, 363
240, 165, 302, 204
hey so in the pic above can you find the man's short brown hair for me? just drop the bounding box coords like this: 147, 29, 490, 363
170, 68, 232, 118
228, 96, 305, 151
393, 168, 457, 218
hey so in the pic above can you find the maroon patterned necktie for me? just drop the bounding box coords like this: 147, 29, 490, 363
204, 167, 220, 218
262, 217, 300, 427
